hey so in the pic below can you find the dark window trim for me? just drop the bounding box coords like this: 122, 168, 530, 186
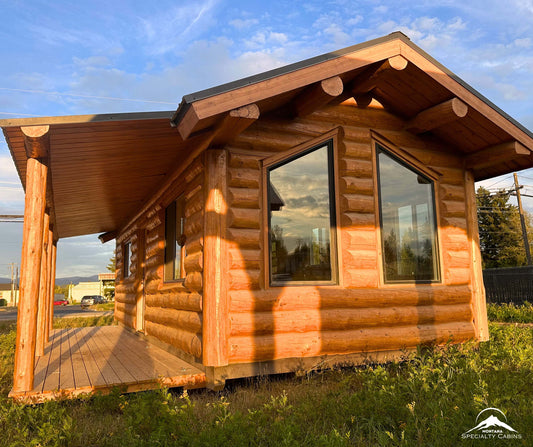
375, 142, 441, 284
266, 138, 339, 287
123, 241, 131, 279
164, 196, 186, 283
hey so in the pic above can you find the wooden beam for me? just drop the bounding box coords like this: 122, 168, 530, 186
21, 125, 50, 159
98, 230, 117, 244
405, 98, 468, 134
13, 157, 48, 393
464, 141, 530, 170
353, 93, 374, 108
47, 234, 57, 340
203, 149, 229, 369
292, 76, 344, 117
350, 55, 409, 96
212, 104, 260, 145
36, 212, 50, 356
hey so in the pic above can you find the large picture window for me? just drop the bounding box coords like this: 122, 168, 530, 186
376, 143, 439, 282
164, 195, 186, 281
267, 140, 337, 285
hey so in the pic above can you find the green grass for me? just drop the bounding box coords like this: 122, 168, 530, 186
0, 309, 531, 446
487, 301, 533, 323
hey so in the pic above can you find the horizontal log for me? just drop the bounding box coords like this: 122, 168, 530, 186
342, 229, 378, 249
341, 212, 376, 227
229, 248, 262, 270
439, 184, 465, 201
144, 253, 163, 270
229, 269, 261, 291
184, 160, 204, 184
341, 141, 372, 160
114, 293, 137, 305
230, 303, 472, 336
228, 168, 260, 188
339, 176, 374, 195
465, 141, 530, 170
145, 307, 202, 333
341, 194, 375, 214
341, 125, 372, 144
229, 151, 261, 169
236, 129, 309, 153
145, 292, 202, 312
228, 208, 261, 229
184, 251, 203, 273
184, 271, 203, 292
313, 105, 404, 131
345, 249, 378, 270
339, 159, 373, 177
184, 209, 204, 235
445, 268, 470, 285
444, 250, 471, 269
146, 320, 202, 358
185, 234, 204, 254
228, 187, 260, 209
345, 269, 379, 288
405, 98, 468, 134
115, 283, 137, 294
441, 217, 467, 230
116, 300, 136, 316
293, 75, 344, 117
441, 200, 466, 218
440, 229, 469, 251
145, 265, 164, 282
185, 190, 203, 217
229, 321, 475, 363
433, 168, 464, 186
145, 240, 165, 261
229, 285, 473, 313
114, 310, 135, 329
227, 228, 261, 249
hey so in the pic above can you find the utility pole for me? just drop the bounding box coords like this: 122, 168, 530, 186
514, 172, 531, 264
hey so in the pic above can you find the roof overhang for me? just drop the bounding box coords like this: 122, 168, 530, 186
2, 32, 533, 241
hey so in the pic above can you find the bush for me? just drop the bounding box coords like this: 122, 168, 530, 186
487, 302, 533, 323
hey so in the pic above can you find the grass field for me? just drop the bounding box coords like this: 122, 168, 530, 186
0, 308, 531, 446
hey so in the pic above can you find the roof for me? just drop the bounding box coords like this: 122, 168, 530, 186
2, 32, 533, 240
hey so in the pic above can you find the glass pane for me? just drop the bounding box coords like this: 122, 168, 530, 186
269, 144, 334, 283
378, 147, 439, 282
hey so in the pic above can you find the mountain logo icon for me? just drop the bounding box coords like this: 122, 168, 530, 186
461, 407, 522, 440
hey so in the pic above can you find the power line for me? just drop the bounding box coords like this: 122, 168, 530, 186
0, 87, 176, 105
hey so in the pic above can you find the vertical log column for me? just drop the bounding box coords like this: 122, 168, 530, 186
203, 149, 229, 367
464, 170, 489, 341
48, 238, 57, 338
12, 125, 50, 393
35, 211, 50, 356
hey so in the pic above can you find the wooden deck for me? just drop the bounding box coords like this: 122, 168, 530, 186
9, 326, 207, 403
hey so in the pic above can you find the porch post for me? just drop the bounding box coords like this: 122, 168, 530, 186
47, 233, 57, 341
12, 126, 49, 393
36, 211, 50, 356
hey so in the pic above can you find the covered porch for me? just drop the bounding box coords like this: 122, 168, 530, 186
9, 326, 207, 403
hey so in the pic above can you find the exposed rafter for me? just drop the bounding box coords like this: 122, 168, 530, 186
349, 55, 409, 96
212, 104, 260, 145
98, 231, 117, 244
465, 141, 531, 170
21, 125, 50, 159
291, 76, 344, 117
405, 98, 468, 134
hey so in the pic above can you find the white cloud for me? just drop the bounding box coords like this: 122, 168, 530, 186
229, 18, 259, 29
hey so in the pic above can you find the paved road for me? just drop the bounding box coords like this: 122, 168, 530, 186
0, 305, 113, 322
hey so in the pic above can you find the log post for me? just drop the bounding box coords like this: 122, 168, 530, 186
464, 170, 489, 341
35, 211, 50, 356
47, 235, 57, 340
13, 125, 50, 393
203, 149, 229, 368
13, 158, 48, 392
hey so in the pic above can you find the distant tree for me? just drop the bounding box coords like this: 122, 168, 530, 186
476, 186, 528, 268
106, 253, 116, 273
54, 284, 69, 297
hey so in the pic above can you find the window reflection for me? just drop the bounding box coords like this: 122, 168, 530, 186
377, 145, 439, 282
268, 142, 336, 283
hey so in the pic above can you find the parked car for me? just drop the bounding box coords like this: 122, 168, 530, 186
53, 298, 69, 306
80, 295, 106, 309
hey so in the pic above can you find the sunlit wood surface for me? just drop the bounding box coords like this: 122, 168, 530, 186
10, 326, 206, 403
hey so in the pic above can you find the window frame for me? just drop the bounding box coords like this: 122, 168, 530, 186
123, 241, 131, 279
263, 132, 340, 287
164, 194, 186, 282
375, 141, 441, 284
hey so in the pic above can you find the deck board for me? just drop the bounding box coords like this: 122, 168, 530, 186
10, 326, 207, 403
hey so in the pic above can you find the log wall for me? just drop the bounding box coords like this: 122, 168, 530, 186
225, 103, 477, 364
115, 156, 205, 360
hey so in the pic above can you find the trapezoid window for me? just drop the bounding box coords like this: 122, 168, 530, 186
376, 143, 440, 283
267, 140, 337, 285
164, 195, 186, 281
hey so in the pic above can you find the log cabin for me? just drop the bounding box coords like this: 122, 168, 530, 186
3, 32, 533, 399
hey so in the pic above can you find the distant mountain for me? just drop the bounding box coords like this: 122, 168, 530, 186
55, 275, 99, 286
0, 275, 100, 286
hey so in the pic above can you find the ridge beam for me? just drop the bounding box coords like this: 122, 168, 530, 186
405, 98, 468, 134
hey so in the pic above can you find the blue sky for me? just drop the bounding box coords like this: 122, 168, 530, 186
1, 0, 533, 278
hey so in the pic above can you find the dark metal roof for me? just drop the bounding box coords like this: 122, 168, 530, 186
170, 31, 533, 141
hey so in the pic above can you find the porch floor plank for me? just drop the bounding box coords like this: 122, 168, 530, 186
10, 326, 207, 403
